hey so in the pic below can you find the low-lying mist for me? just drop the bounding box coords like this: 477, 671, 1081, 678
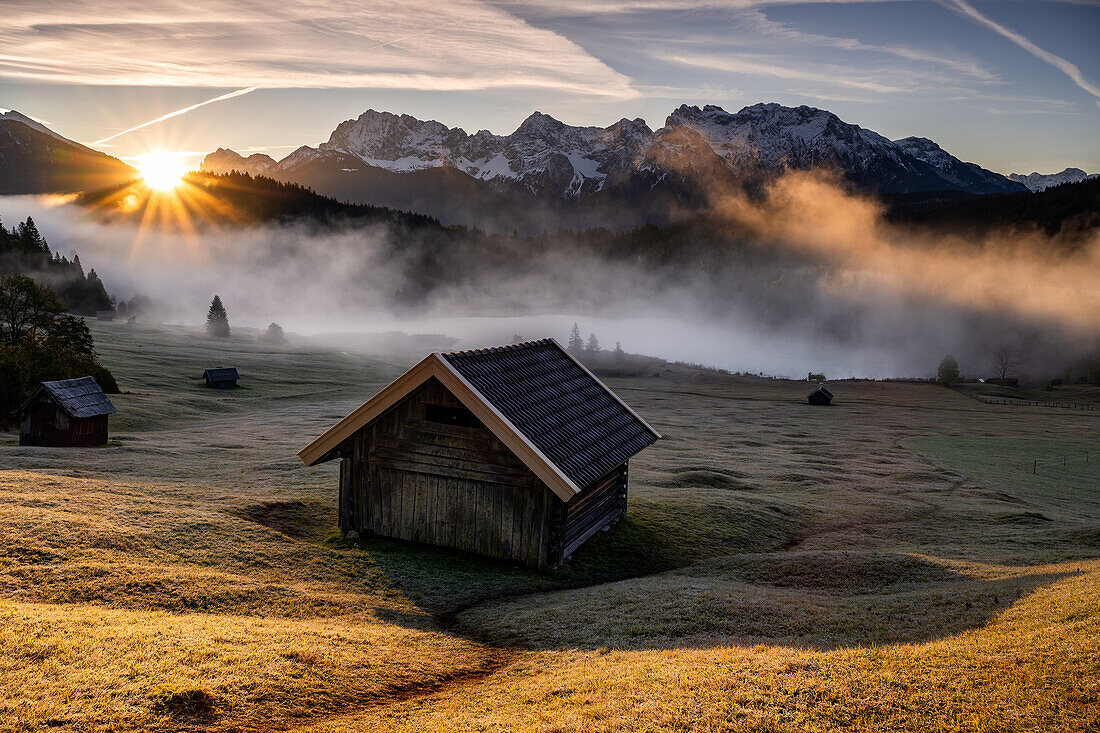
1, 170, 1096, 382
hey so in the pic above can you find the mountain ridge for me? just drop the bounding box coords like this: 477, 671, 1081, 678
1007, 167, 1097, 192
201, 102, 1028, 231
0, 113, 136, 195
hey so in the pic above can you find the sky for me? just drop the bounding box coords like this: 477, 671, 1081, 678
0, 0, 1097, 175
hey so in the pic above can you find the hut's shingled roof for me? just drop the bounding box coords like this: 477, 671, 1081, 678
203, 368, 240, 382
38, 377, 116, 418
441, 339, 659, 489
812, 385, 834, 399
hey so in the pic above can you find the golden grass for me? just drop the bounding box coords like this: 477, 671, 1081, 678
0, 598, 486, 732
0, 321, 1097, 731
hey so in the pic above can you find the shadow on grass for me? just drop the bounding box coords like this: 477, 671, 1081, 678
323, 497, 806, 635
450, 554, 1078, 652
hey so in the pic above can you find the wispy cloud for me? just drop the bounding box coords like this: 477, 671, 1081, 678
661, 52, 911, 94
0, 0, 636, 98
939, 0, 1100, 108
731, 8, 995, 82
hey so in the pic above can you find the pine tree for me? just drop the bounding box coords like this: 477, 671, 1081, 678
567, 323, 584, 354
206, 295, 230, 337
586, 333, 600, 352
17, 217, 47, 254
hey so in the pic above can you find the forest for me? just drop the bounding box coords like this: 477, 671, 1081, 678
0, 215, 115, 314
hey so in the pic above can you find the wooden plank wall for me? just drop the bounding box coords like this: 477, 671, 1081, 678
20, 396, 108, 447
340, 377, 555, 568
556, 463, 628, 562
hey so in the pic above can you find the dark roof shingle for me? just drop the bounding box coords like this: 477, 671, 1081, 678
37, 376, 116, 418
203, 367, 240, 382
442, 339, 658, 489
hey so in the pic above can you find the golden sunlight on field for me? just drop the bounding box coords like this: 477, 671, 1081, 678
0, 321, 1097, 731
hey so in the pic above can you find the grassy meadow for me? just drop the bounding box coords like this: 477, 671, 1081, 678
0, 321, 1098, 731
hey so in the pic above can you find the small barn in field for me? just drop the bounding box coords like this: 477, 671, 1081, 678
19, 376, 116, 447
299, 339, 660, 569
807, 385, 834, 405
202, 368, 239, 389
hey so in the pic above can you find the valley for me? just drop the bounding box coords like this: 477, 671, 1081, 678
0, 321, 1096, 731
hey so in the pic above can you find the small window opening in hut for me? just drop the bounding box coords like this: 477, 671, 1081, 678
425, 404, 480, 428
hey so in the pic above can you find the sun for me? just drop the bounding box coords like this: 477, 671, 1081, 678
135, 152, 188, 192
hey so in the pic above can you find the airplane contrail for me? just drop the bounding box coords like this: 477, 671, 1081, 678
93, 86, 259, 145
941, 0, 1100, 108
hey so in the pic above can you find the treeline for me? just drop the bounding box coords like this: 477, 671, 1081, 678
886, 177, 1100, 244
0, 216, 114, 314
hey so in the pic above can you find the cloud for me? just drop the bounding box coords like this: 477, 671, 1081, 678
661, 52, 912, 94
939, 0, 1100, 107
0, 0, 636, 98
730, 8, 996, 82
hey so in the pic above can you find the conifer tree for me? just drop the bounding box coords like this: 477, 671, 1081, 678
16, 217, 47, 254
206, 295, 230, 337
567, 323, 584, 354
586, 333, 600, 352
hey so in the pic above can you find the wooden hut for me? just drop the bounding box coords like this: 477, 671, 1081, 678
807, 385, 834, 405
19, 376, 116, 447
202, 367, 239, 389
299, 339, 660, 569
96, 310, 114, 321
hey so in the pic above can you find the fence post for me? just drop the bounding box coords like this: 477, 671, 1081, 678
1033, 460, 1037, 474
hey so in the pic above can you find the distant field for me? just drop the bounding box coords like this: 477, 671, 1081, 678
954, 381, 1100, 408
1, 321, 1097, 731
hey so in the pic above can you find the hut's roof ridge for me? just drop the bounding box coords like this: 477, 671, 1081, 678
203, 367, 240, 381
34, 376, 116, 418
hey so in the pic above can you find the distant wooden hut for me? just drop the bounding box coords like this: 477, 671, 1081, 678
96, 310, 114, 321
202, 368, 239, 389
19, 376, 116, 447
807, 385, 834, 405
808, 372, 825, 382
299, 339, 660, 569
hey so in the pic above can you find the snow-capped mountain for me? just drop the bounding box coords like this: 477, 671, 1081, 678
201, 102, 1028, 230
201, 147, 277, 176
311, 109, 653, 197
895, 136, 1026, 194
1007, 168, 1097, 192
663, 104, 950, 193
